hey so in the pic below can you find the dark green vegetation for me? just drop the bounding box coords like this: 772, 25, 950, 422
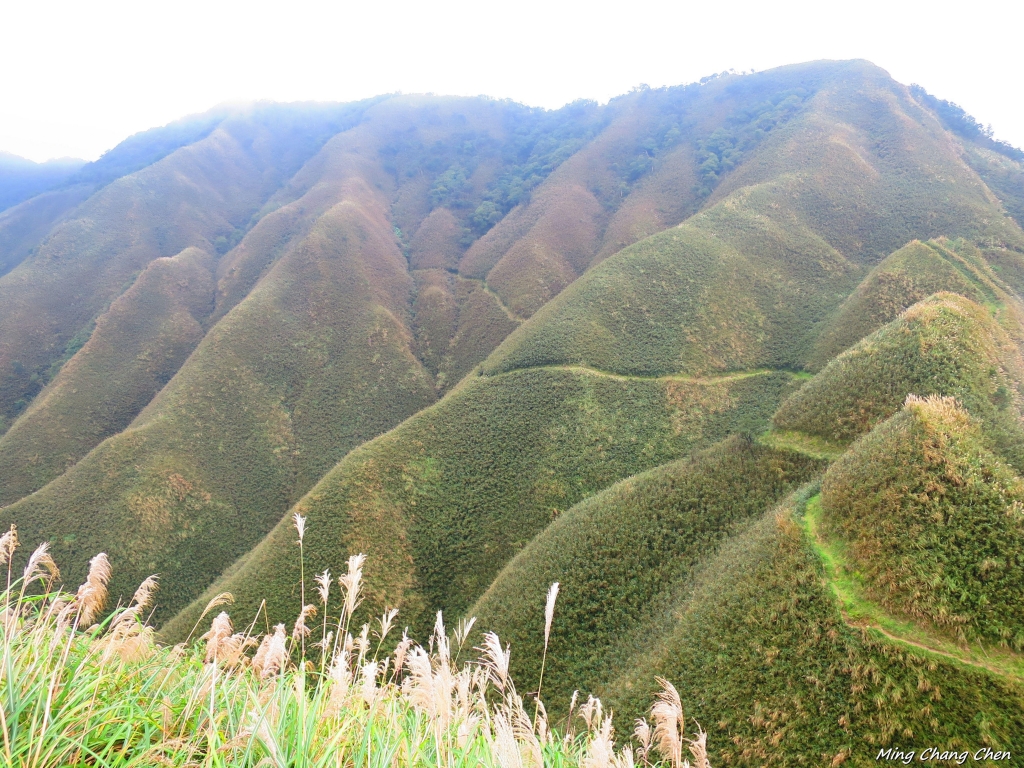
3, 60, 1024, 763
608, 494, 1024, 765
470, 438, 826, 712
162, 367, 799, 639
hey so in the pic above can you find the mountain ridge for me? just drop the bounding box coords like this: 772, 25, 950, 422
2, 59, 1024, 763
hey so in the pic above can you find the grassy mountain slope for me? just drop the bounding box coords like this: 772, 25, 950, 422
482, 191, 861, 377
483, 62, 1024, 379
0, 247, 214, 505
966, 146, 1024, 231
461, 69, 811, 320
0, 113, 339, 424
3, 64, 1023, 757
604, 494, 1024, 765
773, 293, 1024, 468
2, 94, 622, 621
162, 368, 799, 640
467, 438, 826, 713
162, 61, 1024, 654
806, 239, 1013, 369
0, 185, 93, 280
821, 395, 1024, 648
908, 83, 1024, 231
1, 167, 438, 621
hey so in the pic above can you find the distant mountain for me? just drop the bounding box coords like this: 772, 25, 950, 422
2, 60, 1024, 763
0, 152, 84, 212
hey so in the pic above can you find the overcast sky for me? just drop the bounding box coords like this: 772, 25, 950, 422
2, 0, 1022, 163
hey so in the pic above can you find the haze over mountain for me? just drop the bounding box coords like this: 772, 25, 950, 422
2, 60, 1024, 763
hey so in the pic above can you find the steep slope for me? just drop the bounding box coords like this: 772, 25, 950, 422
483, 62, 1024, 378
467, 438, 825, 712
0, 185, 93, 280
773, 293, 1024, 469
909, 83, 1024, 231
459, 68, 812, 320
0, 104, 369, 425
162, 368, 799, 640
159, 61, 1024, 644
3, 95, 625, 620
0, 148, 439, 620
821, 395, 1024, 648
807, 238, 1016, 369
0, 248, 214, 505
605, 495, 1024, 765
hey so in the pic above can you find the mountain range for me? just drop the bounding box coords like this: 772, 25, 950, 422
2, 59, 1024, 763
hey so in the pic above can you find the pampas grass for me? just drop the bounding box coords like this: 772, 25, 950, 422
0, 527, 712, 767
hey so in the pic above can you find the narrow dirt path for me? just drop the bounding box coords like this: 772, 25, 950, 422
802, 495, 1024, 681
489, 363, 781, 384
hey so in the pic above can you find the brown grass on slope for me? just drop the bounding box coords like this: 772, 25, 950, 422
0, 247, 214, 506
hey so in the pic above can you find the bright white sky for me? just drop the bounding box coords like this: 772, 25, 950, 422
2, 0, 1022, 163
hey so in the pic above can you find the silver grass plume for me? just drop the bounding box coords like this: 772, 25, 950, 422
339, 553, 366, 621
255, 623, 288, 678
292, 604, 316, 643
315, 569, 331, 605
476, 631, 510, 691
202, 611, 233, 663
634, 718, 653, 765
584, 714, 615, 768
75, 553, 111, 626
131, 575, 159, 612
544, 582, 559, 647
22, 542, 60, 585
0, 525, 18, 567
686, 728, 711, 768
651, 677, 684, 768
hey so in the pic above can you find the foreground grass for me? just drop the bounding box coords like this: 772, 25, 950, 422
0, 524, 709, 767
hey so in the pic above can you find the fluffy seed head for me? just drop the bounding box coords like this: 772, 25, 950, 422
544, 582, 560, 647
634, 718, 653, 763
0, 525, 19, 567
202, 612, 233, 663
376, 607, 399, 644
292, 604, 316, 643
339, 553, 366, 619
392, 630, 412, 677
583, 714, 615, 768
198, 592, 234, 623
256, 624, 288, 678
454, 616, 477, 648
131, 575, 159, 612
76, 553, 112, 626
686, 728, 710, 768
23, 542, 60, 585
476, 631, 510, 690
315, 569, 331, 605
651, 677, 684, 768
293, 512, 306, 543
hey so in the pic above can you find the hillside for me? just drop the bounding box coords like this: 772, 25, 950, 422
0, 152, 84, 213
2, 59, 1024, 762
162, 368, 799, 638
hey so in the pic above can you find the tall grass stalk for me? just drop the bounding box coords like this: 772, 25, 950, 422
0, 531, 709, 767
535, 582, 559, 726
